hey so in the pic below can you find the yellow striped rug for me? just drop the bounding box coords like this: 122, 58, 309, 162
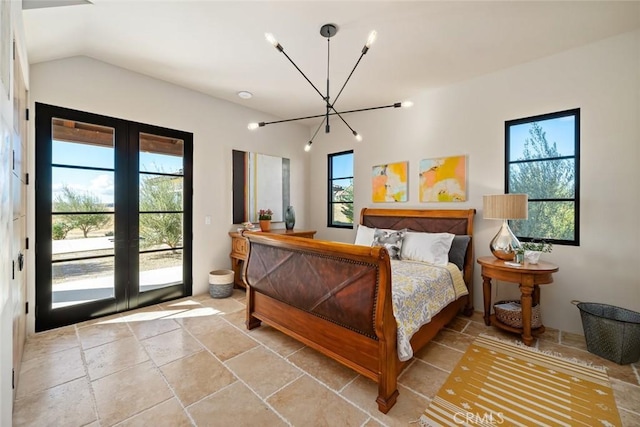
420, 334, 621, 427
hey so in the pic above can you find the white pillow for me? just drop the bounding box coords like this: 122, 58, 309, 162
354, 224, 376, 246
400, 232, 455, 266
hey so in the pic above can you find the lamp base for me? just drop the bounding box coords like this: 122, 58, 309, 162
490, 220, 521, 261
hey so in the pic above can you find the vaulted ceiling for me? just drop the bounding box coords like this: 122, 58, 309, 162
22, 1, 640, 122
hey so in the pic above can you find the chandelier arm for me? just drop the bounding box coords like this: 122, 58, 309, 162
329, 107, 357, 135
310, 116, 327, 142
304, 116, 328, 152
332, 51, 366, 108
279, 49, 326, 101
260, 112, 332, 126
259, 103, 403, 126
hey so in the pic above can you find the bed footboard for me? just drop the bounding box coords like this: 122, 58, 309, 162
243, 232, 398, 412
244, 234, 388, 338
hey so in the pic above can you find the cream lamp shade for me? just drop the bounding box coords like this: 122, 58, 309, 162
483, 194, 528, 220
483, 194, 528, 261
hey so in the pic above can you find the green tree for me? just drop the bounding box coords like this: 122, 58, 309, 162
52, 220, 73, 240
54, 186, 110, 238
509, 122, 575, 240
339, 183, 354, 224
139, 175, 183, 252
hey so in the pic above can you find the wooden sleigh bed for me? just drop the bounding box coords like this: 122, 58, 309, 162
242, 208, 475, 413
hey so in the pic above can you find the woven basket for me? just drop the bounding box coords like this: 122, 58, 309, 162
494, 300, 542, 329
209, 269, 234, 298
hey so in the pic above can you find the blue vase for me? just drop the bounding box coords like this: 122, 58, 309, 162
284, 206, 295, 230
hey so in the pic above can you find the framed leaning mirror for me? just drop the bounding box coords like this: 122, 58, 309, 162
232, 149, 290, 224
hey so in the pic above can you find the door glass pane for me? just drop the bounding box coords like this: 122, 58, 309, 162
139, 213, 183, 250
52, 168, 115, 213
52, 118, 114, 168
139, 132, 184, 292
52, 257, 115, 309
52, 215, 114, 259
139, 133, 183, 173
50, 119, 115, 309
139, 175, 183, 212
139, 249, 183, 291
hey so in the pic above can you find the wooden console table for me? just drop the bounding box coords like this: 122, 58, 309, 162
477, 256, 559, 346
229, 229, 317, 287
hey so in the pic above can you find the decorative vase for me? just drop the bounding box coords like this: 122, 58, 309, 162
489, 219, 520, 261
259, 219, 271, 232
524, 250, 542, 264
284, 205, 296, 230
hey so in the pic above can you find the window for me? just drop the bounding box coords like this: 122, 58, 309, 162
328, 150, 354, 228
506, 109, 580, 245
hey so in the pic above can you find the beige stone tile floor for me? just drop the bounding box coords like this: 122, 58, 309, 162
13, 289, 640, 426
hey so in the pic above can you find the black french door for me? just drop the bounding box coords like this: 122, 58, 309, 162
35, 103, 193, 331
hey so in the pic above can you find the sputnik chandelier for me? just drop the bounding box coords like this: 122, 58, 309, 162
248, 23, 413, 151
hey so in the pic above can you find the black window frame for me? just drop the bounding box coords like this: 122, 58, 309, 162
505, 108, 580, 246
327, 150, 354, 229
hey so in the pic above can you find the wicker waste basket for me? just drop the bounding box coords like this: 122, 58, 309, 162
494, 300, 542, 329
209, 270, 234, 298
572, 300, 640, 365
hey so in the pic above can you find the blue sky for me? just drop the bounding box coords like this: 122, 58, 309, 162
509, 115, 575, 161
52, 140, 183, 204
332, 151, 354, 180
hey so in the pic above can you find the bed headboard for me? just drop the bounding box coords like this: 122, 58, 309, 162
360, 208, 475, 235
360, 208, 476, 306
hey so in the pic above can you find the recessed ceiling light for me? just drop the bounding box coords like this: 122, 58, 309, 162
237, 91, 253, 100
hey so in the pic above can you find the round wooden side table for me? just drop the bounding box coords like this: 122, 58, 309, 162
477, 256, 559, 346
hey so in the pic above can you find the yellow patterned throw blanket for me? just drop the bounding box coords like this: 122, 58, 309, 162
391, 260, 468, 362
420, 335, 621, 427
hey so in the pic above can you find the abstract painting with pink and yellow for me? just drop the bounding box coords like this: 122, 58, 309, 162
419, 155, 467, 202
372, 161, 408, 202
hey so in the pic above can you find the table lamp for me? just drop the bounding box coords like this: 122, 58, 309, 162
483, 194, 528, 260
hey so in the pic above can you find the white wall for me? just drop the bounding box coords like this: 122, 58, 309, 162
27, 56, 310, 333
0, 1, 29, 424
308, 30, 640, 334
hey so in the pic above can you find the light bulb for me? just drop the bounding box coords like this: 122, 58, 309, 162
401, 101, 414, 108
366, 31, 377, 48
353, 132, 363, 142
304, 141, 312, 152
248, 122, 259, 131
265, 33, 278, 47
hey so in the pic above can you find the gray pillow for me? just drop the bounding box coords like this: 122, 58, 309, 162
448, 235, 470, 271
